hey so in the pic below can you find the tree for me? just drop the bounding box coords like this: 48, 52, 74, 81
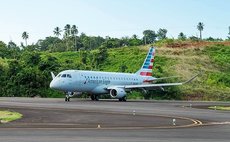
53, 27, 62, 37
22, 31, 29, 46
0, 41, 9, 58
37, 37, 61, 51
81, 51, 87, 64
128, 35, 142, 46
132, 34, 138, 39
93, 46, 108, 68
71, 25, 78, 37
8, 41, 20, 59
21, 51, 41, 66
189, 36, 199, 41
64, 24, 71, 38
157, 28, 167, 40
8, 41, 17, 49
71, 25, 78, 50
143, 30, 157, 44
197, 22, 204, 40
178, 32, 187, 40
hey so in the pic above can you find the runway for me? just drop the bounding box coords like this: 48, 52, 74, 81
0, 97, 230, 142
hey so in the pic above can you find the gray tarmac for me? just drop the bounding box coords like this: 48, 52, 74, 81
0, 97, 230, 142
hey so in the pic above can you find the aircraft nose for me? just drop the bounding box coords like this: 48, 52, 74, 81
50, 80, 58, 89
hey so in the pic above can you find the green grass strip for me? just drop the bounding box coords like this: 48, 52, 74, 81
0, 110, 22, 123
209, 106, 230, 111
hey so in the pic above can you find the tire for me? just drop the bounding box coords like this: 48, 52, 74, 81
91, 95, 95, 101
95, 95, 99, 101
119, 97, 126, 102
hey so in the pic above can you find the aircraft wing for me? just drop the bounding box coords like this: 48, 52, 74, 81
107, 73, 199, 90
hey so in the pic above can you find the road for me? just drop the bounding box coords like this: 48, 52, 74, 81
0, 97, 229, 142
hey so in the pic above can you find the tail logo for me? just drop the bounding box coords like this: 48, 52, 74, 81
139, 47, 155, 76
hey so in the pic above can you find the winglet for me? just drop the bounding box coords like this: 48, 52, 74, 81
183, 72, 201, 84
51, 72, 56, 79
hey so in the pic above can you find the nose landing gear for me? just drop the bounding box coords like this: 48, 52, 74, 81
65, 96, 70, 102
65, 92, 73, 102
90, 94, 99, 101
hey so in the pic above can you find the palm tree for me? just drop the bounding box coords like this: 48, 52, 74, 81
22, 31, 29, 46
71, 25, 78, 50
71, 25, 78, 36
64, 24, 71, 38
53, 27, 62, 37
197, 22, 204, 40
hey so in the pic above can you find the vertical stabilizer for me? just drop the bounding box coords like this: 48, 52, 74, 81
51, 72, 56, 79
135, 47, 155, 76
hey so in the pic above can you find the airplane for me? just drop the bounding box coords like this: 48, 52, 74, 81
50, 47, 198, 102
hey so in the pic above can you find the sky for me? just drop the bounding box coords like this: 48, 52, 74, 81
0, 0, 230, 45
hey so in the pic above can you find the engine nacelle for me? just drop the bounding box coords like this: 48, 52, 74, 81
110, 88, 126, 99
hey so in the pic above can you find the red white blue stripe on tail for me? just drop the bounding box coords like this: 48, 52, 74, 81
135, 47, 155, 76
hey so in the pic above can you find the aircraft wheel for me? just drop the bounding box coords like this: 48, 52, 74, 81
95, 95, 99, 101
90, 95, 95, 101
67, 97, 70, 102
65, 97, 68, 102
122, 97, 127, 102
119, 97, 126, 102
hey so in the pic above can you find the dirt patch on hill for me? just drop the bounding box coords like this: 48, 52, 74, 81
164, 41, 230, 48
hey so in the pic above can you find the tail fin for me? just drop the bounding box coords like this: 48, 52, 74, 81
135, 47, 155, 76
51, 72, 56, 79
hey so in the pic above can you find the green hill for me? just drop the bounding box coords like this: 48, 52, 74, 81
45, 44, 230, 101
1, 43, 230, 101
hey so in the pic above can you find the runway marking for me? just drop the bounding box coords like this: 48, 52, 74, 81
202, 121, 230, 126
0, 108, 203, 130
0, 100, 206, 130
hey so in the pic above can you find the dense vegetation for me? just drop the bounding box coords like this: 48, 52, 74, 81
1, 23, 230, 100
1, 38, 230, 100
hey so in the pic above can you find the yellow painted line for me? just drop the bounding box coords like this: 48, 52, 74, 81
0, 116, 203, 130
0, 105, 203, 130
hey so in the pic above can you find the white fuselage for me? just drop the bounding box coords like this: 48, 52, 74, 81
50, 70, 147, 94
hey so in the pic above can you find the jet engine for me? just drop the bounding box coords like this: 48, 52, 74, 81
110, 88, 126, 99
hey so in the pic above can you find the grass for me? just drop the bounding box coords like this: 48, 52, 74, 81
1, 41, 230, 101
40, 44, 230, 101
208, 106, 230, 111
0, 110, 22, 123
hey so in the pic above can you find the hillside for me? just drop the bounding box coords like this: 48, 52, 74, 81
44, 43, 230, 101
1, 41, 230, 101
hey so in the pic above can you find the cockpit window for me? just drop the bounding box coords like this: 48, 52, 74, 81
67, 74, 72, 78
57, 74, 62, 77
61, 74, 67, 78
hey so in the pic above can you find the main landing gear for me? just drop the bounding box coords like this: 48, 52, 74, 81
90, 94, 99, 101
119, 96, 127, 102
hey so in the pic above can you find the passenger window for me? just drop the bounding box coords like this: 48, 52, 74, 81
61, 74, 66, 78
67, 74, 72, 78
